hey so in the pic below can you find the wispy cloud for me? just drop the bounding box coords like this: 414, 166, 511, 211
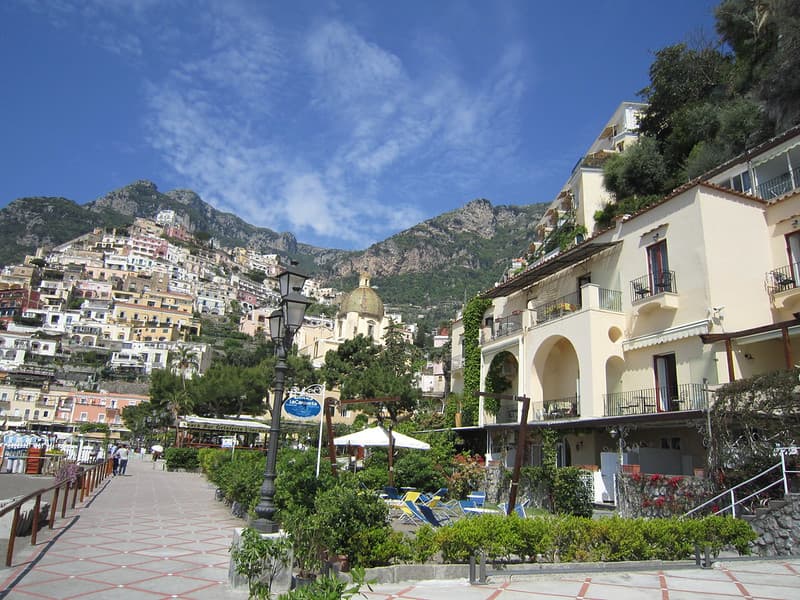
19, 0, 528, 249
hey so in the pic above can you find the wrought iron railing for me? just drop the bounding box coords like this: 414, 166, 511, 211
531, 291, 581, 325
757, 167, 800, 200
599, 288, 622, 312
491, 312, 523, 340
543, 395, 579, 419
630, 270, 676, 301
766, 263, 798, 295
604, 383, 705, 416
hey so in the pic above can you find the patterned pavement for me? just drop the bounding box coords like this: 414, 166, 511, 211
1, 456, 799, 599
364, 559, 800, 599
0, 456, 247, 599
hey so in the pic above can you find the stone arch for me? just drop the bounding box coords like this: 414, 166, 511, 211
532, 335, 580, 417
483, 349, 520, 422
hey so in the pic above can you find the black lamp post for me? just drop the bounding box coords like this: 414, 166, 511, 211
252, 264, 311, 533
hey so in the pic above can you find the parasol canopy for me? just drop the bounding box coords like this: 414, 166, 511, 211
333, 426, 430, 450
150, 444, 164, 453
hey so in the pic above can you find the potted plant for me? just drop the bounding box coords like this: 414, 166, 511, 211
282, 509, 324, 585
231, 527, 291, 599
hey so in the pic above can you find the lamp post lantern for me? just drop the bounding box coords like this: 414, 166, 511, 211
252, 265, 311, 533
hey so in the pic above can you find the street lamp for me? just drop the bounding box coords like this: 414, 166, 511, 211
252, 264, 311, 533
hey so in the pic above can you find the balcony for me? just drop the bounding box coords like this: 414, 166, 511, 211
481, 312, 523, 343
766, 263, 800, 309
531, 291, 581, 325
757, 166, 799, 200
542, 395, 579, 420
604, 383, 705, 417
630, 271, 679, 312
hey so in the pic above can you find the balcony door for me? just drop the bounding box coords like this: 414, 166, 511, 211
654, 353, 678, 412
786, 231, 800, 282
648, 240, 670, 293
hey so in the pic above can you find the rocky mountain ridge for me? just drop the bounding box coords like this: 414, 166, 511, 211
0, 181, 547, 309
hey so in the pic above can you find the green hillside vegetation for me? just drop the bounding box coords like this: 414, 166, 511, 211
596, 0, 800, 229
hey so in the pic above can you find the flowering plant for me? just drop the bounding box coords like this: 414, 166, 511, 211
55, 461, 81, 486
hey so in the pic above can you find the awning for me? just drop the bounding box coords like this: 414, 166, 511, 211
179, 416, 269, 434
623, 319, 711, 352
481, 242, 621, 299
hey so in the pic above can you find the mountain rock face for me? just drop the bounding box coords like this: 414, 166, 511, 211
0, 181, 546, 308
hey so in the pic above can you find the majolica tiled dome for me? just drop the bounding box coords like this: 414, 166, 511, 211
338, 273, 384, 319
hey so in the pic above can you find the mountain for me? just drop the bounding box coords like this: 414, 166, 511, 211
0, 181, 546, 313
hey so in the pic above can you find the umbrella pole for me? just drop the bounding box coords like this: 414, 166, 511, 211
387, 426, 395, 487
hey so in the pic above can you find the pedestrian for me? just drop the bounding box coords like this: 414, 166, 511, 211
110, 442, 119, 475
139, 446, 145, 460
117, 444, 130, 475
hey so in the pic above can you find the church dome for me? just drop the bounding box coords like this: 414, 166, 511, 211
338, 273, 384, 319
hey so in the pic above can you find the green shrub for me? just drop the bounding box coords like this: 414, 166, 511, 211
435, 514, 522, 563
212, 450, 265, 509
410, 524, 440, 564
516, 516, 554, 561
552, 467, 593, 517
313, 483, 389, 564
164, 447, 200, 471
350, 526, 411, 567
275, 448, 335, 514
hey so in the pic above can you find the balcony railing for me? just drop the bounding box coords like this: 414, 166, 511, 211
542, 395, 579, 420
489, 312, 523, 341
630, 270, 676, 301
604, 383, 705, 416
757, 167, 799, 200
598, 288, 622, 312
766, 263, 798, 295
531, 291, 581, 325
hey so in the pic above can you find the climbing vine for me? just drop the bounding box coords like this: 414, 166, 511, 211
460, 295, 493, 426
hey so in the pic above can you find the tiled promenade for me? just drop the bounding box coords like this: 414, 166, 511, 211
1, 456, 800, 599
0, 456, 247, 599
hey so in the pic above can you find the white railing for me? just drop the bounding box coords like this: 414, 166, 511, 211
684, 448, 800, 518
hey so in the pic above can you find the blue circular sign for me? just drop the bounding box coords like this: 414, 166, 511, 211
284, 396, 321, 418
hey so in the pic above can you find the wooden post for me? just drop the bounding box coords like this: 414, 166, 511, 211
507, 396, 530, 515
782, 326, 793, 368
49, 488, 60, 530
6, 507, 20, 566
724, 339, 736, 382
325, 399, 338, 475
31, 495, 41, 546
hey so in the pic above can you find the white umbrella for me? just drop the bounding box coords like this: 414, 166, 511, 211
333, 426, 430, 450
151, 444, 164, 453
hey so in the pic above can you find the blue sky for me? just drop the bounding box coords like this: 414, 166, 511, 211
1, 0, 718, 250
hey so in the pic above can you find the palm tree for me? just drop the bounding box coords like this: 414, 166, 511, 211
170, 344, 200, 390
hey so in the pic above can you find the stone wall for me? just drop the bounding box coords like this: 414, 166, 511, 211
617, 472, 715, 518
746, 494, 800, 556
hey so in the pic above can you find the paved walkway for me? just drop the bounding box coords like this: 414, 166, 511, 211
0, 456, 247, 599
1, 456, 799, 599
364, 559, 800, 599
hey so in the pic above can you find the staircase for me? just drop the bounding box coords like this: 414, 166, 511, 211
683, 449, 800, 557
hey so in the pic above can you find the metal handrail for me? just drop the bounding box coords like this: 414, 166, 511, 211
0, 458, 113, 566
683, 451, 800, 519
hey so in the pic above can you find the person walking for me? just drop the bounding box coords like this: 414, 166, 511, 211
117, 444, 131, 475
110, 442, 119, 476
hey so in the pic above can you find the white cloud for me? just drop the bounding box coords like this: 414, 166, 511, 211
23, 0, 528, 248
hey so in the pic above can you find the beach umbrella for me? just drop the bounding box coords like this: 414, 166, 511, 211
333, 426, 430, 450
150, 444, 164, 453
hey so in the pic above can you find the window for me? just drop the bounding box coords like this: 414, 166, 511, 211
731, 170, 752, 194
43, 411, 49, 417
647, 240, 672, 293
654, 353, 678, 412
97, 414, 105, 423
24, 408, 30, 419
80, 412, 88, 421
33, 410, 39, 420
